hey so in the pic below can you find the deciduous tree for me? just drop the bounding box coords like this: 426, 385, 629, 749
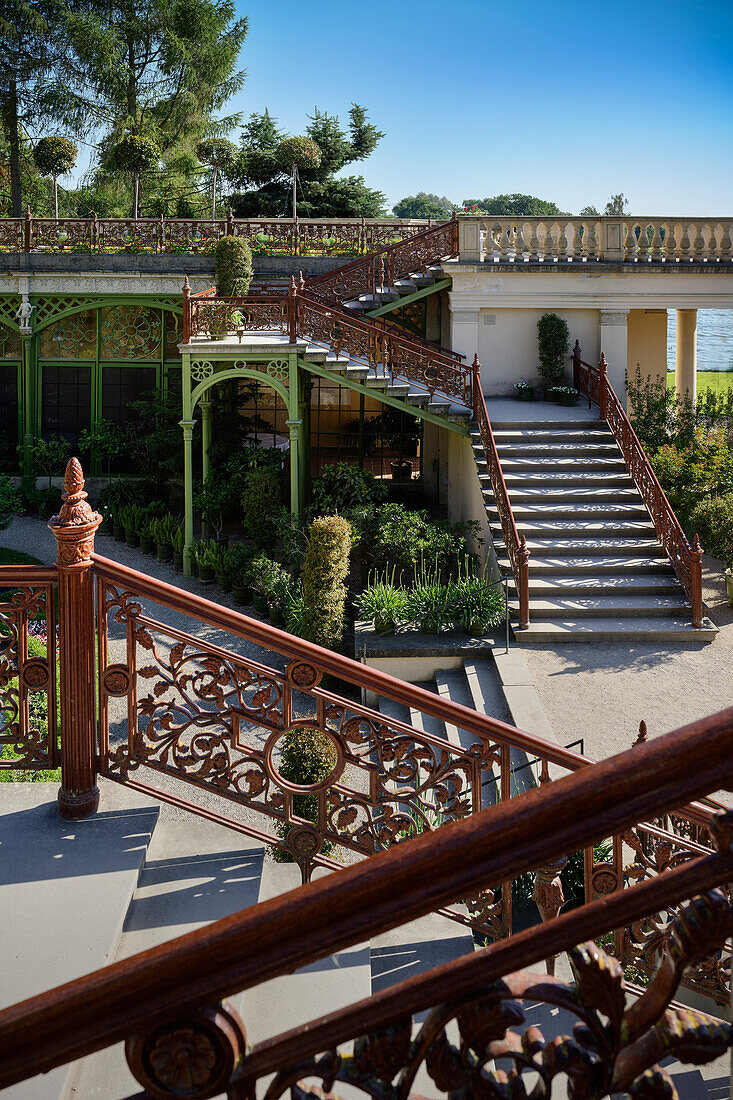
392, 192, 455, 219
33, 134, 77, 218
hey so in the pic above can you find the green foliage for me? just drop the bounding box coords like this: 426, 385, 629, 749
392, 192, 455, 219
650, 429, 733, 524
627, 369, 696, 452
33, 135, 77, 178
125, 387, 183, 494
0, 474, 21, 530
214, 236, 253, 297
300, 515, 351, 650
97, 478, 138, 520
196, 138, 237, 171
275, 135, 322, 172
462, 194, 565, 217
365, 503, 481, 580
230, 104, 386, 219
194, 475, 231, 538
0, 635, 61, 782
690, 494, 733, 568
310, 462, 387, 516
79, 419, 123, 478
241, 465, 281, 548
272, 727, 337, 862
28, 435, 70, 490
452, 575, 504, 633
537, 313, 569, 387
354, 572, 409, 632
224, 541, 255, 585
109, 134, 159, 175
604, 193, 629, 215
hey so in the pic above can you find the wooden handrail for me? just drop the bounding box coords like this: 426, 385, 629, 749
572, 341, 705, 627
0, 703, 731, 1089
472, 370, 530, 628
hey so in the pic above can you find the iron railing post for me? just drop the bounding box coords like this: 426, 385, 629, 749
288, 276, 298, 343
472, 352, 481, 417
182, 276, 191, 344
690, 534, 704, 628
24, 205, 32, 251
226, 207, 234, 236
572, 339, 582, 393
518, 535, 530, 631
49, 459, 102, 819
598, 352, 608, 420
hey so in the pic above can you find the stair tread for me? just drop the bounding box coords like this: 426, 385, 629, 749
493, 503, 650, 516
506, 520, 657, 534
518, 617, 718, 640
523, 595, 691, 612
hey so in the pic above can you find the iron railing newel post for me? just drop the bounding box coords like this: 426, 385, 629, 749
288, 276, 298, 343
598, 352, 608, 420
49, 459, 102, 819
182, 276, 191, 344
518, 535, 530, 630
24, 205, 32, 251
472, 353, 481, 418
226, 207, 234, 236
91, 213, 98, 252
690, 534, 704, 628
572, 339, 581, 392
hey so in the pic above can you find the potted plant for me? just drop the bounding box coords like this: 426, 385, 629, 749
153, 516, 174, 562
29, 435, 70, 519
456, 576, 504, 636
210, 544, 232, 591
514, 380, 535, 402
408, 577, 447, 636
120, 504, 142, 547
194, 475, 230, 543
97, 479, 137, 536
555, 385, 578, 407
267, 570, 293, 627
139, 515, 156, 554
195, 540, 217, 584
228, 543, 255, 604
537, 312, 569, 396
353, 573, 409, 634
171, 525, 184, 570
112, 508, 126, 541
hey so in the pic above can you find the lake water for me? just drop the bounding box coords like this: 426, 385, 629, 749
667, 309, 733, 373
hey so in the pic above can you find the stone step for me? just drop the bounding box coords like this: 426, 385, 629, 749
494, 537, 665, 555
504, 486, 641, 503
492, 429, 615, 445
516, 594, 692, 620
488, 456, 628, 472
524, 574, 684, 596
501, 470, 633, 486
496, 553, 674, 573
495, 443, 622, 459
487, 502, 650, 521
496, 519, 658, 538
407, 681, 447, 742
490, 419, 599, 431
518, 616, 718, 643
462, 659, 535, 795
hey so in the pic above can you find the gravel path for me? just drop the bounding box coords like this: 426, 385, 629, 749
521, 555, 733, 763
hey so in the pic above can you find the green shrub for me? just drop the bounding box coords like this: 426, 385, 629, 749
272, 726, 336, 863
214, 236, 254, 297
275, 136, 322, 172
311, 462, 386, 515
225, 542, 256, 585
195, 475, 231, 539
364, 503, 480, 580
537, 312, 569, 387
354, 572, 409, 632
690, 493, 733, 567
300, 515, 351, 650
0, 475, 20, 531
452, 575, 504, 632
650, 428, 733, 524
241, 466, 281, 548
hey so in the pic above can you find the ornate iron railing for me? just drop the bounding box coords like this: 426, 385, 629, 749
0, 693, 731, 1097
572, 342, 704, 627
459, 214, 733, 264
0, 210, 438, 255
306, 215, 459, 302
182, 281, 473, 406
472, 368, 530, 629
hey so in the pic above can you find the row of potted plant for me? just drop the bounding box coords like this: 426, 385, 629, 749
514, 380, 578, 406
106, 504, 185, 566
354, 570, 505, 636
186, 540, 302, 627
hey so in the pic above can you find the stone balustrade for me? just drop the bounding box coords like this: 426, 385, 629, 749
457, 215, 733, 264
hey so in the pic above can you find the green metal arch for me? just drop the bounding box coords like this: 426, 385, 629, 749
32, 296, 183, 334
191, 366, 290, 411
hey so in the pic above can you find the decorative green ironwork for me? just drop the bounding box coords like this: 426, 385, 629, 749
100, 305, 162, 361
0, 323, 22, 359
266, 358, 290, 382
39, 310, 97, 359
190, 360, 214, 382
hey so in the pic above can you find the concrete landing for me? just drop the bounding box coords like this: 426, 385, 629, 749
0, 780, 159, 1100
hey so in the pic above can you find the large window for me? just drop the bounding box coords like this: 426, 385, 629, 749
41, 363, 92, 442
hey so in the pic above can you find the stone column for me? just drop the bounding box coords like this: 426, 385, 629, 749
458, 218, 481, 262
598, 310, 629, 401
49, 459, 102, 819
200, 400, 212, 539
180, 419, 195, 576
675, 309, 697, 402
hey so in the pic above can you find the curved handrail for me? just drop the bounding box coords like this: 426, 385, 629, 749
0, 704, 731, 1089
572, 342, 704, 627
472, 373, 530, 628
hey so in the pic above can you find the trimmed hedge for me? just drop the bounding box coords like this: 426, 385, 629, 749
690, 493, 733, 568
300, 515, 351, 650
241, 465, 281, 547
272, 726, 337, 863
215, 236, 254, 297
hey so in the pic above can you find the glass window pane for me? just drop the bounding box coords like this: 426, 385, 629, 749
0, 323, 21, 359
42, 364, 92, 445
164, 312, 182, 359
39, 310, 97, 359
101, 366, 157, 425
100, 305, 162, 361
0, 363, 18, 467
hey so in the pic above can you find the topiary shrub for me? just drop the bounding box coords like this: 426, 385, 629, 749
241, 465, 281, 547
275, 136, 322, 174
272, 726, 337, 863
300, 515, 351, 650
0, 474, 20, 531
690, 493, 733, 568
214, 236, 254, 298
537, 312, 569, 388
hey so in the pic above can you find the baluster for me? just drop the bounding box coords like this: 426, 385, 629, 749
498, 223, 511, 259
533, 855, 567, 975
664, 221, 677, 262
707, 222, 718, 261
542, 222, 555, 262
583, 219, 598, 261
527, 221, 540, 261
556, 221, 569, 260
637, 221, 649, 262
623, 222, 637, 261
719, 221, 732, 262
649, 221, 663, 261
513, 221, 526, 260
692, 221, 705, 262
570, 221, 582, 262
678, 221, 691, 261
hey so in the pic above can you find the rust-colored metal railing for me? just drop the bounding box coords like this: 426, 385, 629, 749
306, 214, 459, 303
472, 360, 530, 629
2, 209, 438, 255
0, 698, 731, 1097
572, 341, 705, 627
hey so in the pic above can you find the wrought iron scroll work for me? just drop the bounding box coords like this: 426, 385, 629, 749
232, 890, 733, 1100
0, 583, 57, 769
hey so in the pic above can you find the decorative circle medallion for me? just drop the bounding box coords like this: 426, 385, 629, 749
21, 658, 49, 691
103, 664, 132, 697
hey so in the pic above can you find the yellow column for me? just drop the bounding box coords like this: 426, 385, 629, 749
675, 309, 697, 402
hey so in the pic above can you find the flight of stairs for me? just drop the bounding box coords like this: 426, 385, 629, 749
342, 264, 447, 314
470, 416, 718, 642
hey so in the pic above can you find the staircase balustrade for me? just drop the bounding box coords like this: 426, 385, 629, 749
572, 341, 705, 627
472, 363, 530, 629
0, 685, 731, 1096
458, 214, 733, 264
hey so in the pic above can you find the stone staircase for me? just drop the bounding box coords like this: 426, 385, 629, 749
470, 414, 718, 642
341, 264, 447, 315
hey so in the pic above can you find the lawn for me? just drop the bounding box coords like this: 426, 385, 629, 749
666, 371, 733, 393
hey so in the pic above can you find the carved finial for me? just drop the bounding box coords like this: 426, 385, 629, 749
710, 811, 733, 856
26, 204, 31, 217
298, 270, 305, 290
291, 275, 297, 290
692, 533, 702, 554
599, 352, 608, 370
634, 720, 648, 746
472, 352, 480, 369
49, 458, 99, 530
182, 275, 190, 295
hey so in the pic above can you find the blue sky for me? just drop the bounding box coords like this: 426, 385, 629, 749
226, 0, 733, 214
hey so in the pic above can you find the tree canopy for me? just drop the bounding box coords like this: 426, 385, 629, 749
392, 192, 455, 219
462, 193, 566, 217
228, 105, 386, 218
